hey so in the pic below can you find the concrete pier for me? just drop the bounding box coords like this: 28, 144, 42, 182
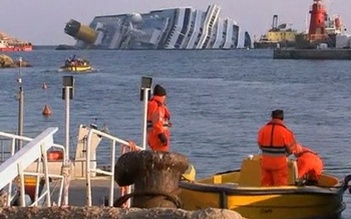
273, 48, 351, 60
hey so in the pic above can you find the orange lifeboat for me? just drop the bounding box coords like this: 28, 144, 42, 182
47, 150, 63, 161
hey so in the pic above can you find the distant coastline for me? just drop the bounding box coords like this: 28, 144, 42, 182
32, 45, 58, 50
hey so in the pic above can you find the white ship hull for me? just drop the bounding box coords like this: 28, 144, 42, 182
63, 4, 240, 50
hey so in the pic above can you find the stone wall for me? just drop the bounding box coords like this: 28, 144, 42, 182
0, 207, 248, 219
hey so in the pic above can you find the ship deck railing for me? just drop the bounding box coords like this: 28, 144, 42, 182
85, 127, 143, 207
0, 127, 66, 207
0, 126, 143, 207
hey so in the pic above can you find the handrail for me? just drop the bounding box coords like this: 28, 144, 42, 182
85, 128, 142, 206
0, 127, 65, 207
0, 131, 66, 163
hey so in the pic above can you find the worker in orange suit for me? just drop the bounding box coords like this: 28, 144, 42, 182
147, 84, 171, 152
294, 146, 324, 185
257, 109, 300, 186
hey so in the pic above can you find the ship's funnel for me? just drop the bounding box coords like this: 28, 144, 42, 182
272, 15, 278, 30
64, 19, 98, 44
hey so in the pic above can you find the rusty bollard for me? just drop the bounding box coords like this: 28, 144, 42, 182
114, 150, 189, 208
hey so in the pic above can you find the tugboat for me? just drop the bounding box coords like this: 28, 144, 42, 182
254, 15, 297, 49
60, 55, 92, 72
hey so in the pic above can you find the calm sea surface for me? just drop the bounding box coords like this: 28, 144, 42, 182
1, 49, 351, 217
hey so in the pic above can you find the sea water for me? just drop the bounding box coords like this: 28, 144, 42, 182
0, 49, 351, 218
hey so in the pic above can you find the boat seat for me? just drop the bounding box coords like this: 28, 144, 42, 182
238, 155, 298, 186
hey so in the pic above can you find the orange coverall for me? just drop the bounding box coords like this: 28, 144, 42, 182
147, 95, 171, 151
257, 118, 299, 186
294, 146, 323, 182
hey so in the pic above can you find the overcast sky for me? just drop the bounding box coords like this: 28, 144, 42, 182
1, 0, 349, 45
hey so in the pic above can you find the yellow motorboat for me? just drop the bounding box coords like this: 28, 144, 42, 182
60, 56, 92, 72
60, 64, 92, 72
179, 155, 351, 219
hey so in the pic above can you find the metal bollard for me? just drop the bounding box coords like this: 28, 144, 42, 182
114, 151, 189, 208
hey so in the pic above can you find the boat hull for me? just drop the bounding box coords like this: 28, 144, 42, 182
179, 180, 346, 219
179, 156, 350, 219
63, 5, 241, 50
254, 41, 295, 49
0, 45, 32, 52
60, 65, 92, 72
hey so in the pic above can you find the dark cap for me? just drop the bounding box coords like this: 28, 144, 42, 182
271, 109, 284, 120
153, 84, 167, 96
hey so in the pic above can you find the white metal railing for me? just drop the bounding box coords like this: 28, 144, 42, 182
0, 132, 65, 164
0, 127, 66, 207
85, 128, 143, 207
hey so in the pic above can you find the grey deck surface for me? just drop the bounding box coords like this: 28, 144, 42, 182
51, 178, 120, 206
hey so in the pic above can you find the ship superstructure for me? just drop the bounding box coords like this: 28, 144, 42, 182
254, 15, 297, 49
0, 32, 32, 52
63, 4, 240, 50
295, 0, 350, 49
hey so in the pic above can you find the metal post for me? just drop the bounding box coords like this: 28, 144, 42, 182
62, 76, 74, 206
17, 57, 24, 150
63, 87, 70, 206
140, 77, 152, 150
65, 87, 70, 161
142, 88, 150, 150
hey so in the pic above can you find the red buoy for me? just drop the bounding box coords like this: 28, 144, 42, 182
42, 104, 52, 116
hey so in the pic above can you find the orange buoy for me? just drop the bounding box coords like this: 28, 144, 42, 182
42, 104, 52, 116
42, 83, 48, 89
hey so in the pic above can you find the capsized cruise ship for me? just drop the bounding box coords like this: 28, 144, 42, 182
63, 4, 241, 50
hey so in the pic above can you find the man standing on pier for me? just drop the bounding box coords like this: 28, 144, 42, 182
147, 84, 171, 151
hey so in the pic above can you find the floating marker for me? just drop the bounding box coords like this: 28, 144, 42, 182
42, 104, 52, 116
42, 83, 48, 89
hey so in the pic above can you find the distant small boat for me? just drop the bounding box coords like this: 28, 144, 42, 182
60, 56, 92, 72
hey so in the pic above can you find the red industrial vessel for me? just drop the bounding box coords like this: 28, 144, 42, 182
0, 32, 32, 52
295, 0, 345, 49
0, 43, 32, 52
